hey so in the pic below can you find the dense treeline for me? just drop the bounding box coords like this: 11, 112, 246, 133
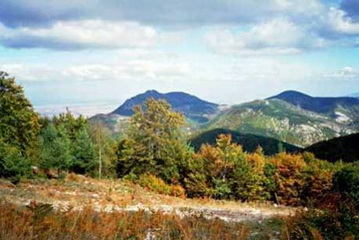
189, 128, 301, 155
0, 72, 118, 181
1, 73, 358, 238
305, 132, 359, 162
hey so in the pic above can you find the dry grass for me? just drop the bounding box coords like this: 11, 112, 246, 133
0, 201, 251, 240
0, 174, 297, 239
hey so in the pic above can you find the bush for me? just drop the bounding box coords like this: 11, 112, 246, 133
170, 185, 186, 198
138, 173, 185, 197
334, 162, 359, 209
287, 161, 359, 239
287, 205, 358, 239
181, 156, 212, 198
301, 155, 339, 206
0, 140, 31, 181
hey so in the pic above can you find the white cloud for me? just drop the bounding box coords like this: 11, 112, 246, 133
211, 58, 316, 84
64, 61, 191, 82
1, 0, 359, 53
0, 0, 324, 28
0, 50, 192, 83
204, 3, 359, 56
205, 19, 326, 55
0, 20, 157, 49
326, 7, 359, 35
0, 63, 64, 81
323, 66, 359, 79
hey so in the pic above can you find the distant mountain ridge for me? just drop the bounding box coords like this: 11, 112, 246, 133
112, 90, 219, 123
202, 98, 355, 147
190, 128, 301, 155
268, 90, 359, 125
348, 92, 359, 98
90, 90, 359, 147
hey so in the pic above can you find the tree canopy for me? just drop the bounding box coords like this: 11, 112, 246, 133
0, 72, 40, 153
117, 98, 191, 182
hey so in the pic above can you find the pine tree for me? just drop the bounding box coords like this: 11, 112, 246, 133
72, 127, 96, 174
53, 111, 87, 141
40, 124, 72, 172
0, 72, 40, 153
0, 72, 39, 178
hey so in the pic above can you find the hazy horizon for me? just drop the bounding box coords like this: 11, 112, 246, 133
27, 87, 358, 117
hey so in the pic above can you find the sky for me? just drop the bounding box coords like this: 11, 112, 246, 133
1, 0, 359, 116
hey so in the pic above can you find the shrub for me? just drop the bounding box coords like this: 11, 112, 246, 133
170, 185, 186, 198
138, 173, 172, 195
138, 173, 185, 197
286, 205, 358, 240
301, 155, 339, 206
181, 155, 212, 198
334, 162, 359, 209
0, 140, 31, 181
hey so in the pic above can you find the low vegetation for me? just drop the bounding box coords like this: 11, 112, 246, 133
0, 201, 252, 240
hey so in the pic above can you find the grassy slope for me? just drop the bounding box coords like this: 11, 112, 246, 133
203, 99, 354, 147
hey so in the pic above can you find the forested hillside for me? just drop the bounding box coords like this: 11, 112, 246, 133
190, 128, 301, 154
305, 133, 359, 162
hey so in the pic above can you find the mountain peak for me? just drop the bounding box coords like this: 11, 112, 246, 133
269, 90, 311, 100
144, 89, 160, 95
111, 90, 219, 122
141, 89, 163, 98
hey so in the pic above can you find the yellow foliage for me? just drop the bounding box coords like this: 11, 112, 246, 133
170, 185, 186, 198
195, 134, 244, 180
246, 152, 265, 174
138, 173, 185, 197
195, 144, 222, 176
270, 153, 307, 205
272, 153, 307, 173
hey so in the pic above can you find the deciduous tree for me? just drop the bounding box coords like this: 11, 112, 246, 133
117, 98, 189, 183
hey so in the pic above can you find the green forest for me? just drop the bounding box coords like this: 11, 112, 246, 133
1, 72, 358, 239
